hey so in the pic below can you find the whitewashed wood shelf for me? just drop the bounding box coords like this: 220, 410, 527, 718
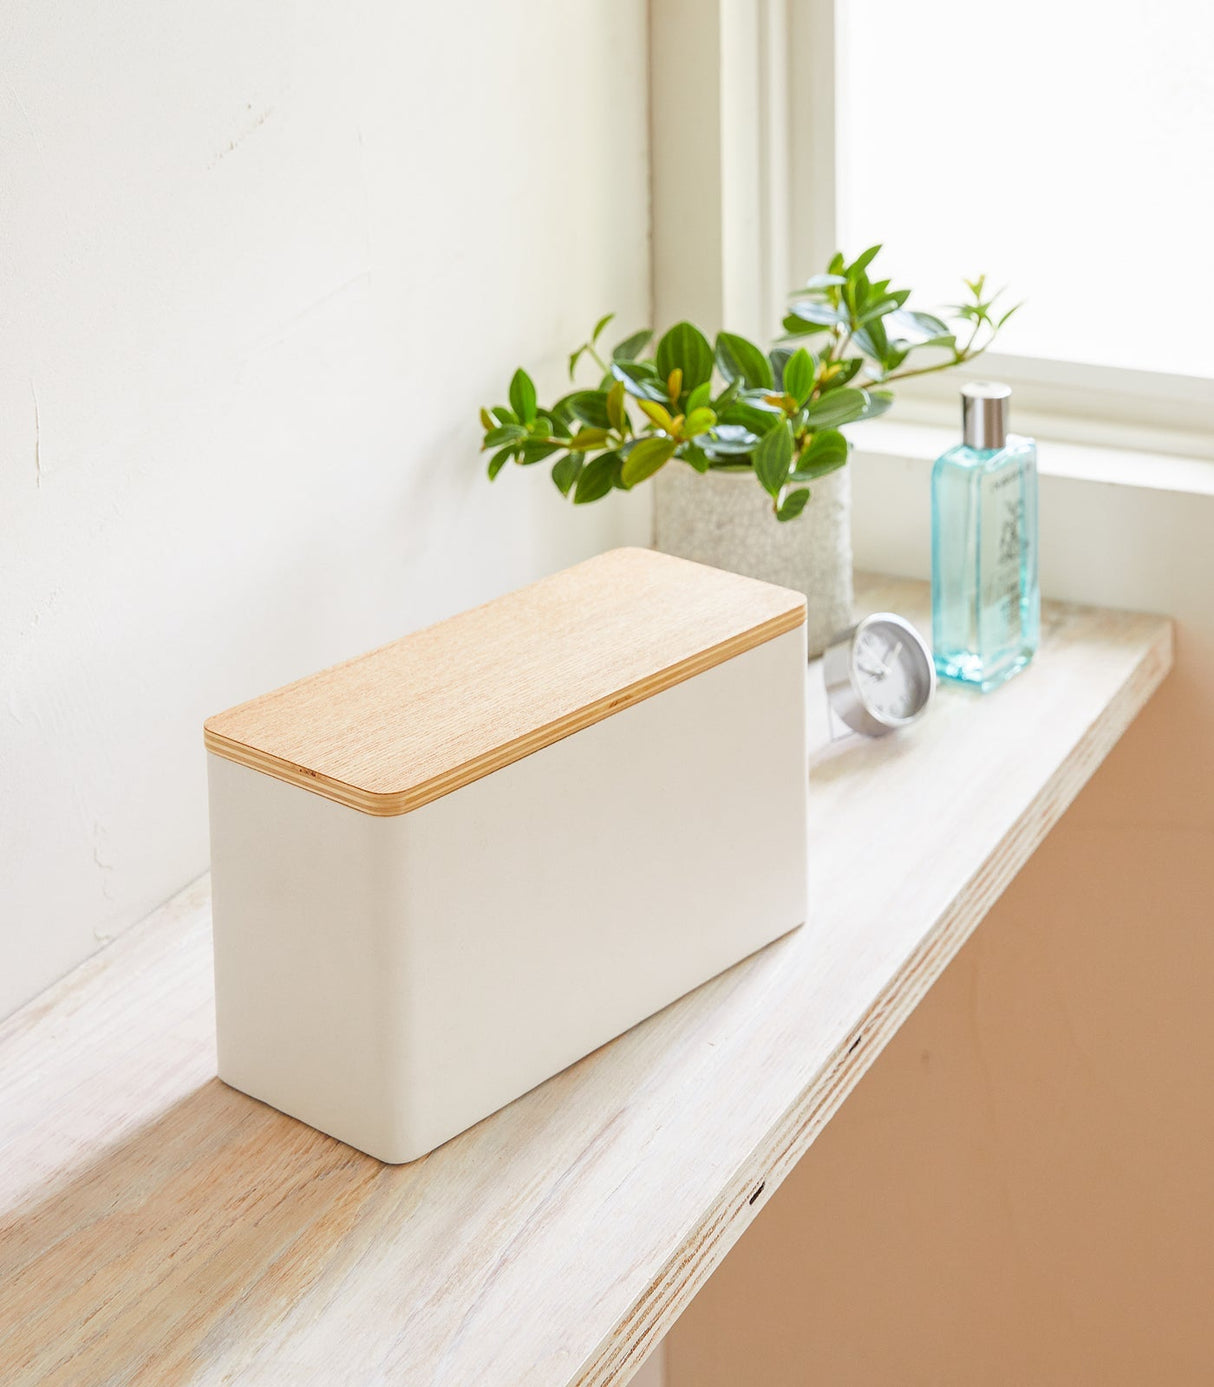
0, 574, 1172, 1387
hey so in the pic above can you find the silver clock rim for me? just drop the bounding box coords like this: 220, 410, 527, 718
823, 611, 936, 736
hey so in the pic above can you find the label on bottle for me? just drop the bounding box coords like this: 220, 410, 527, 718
980, 464, 1024, 644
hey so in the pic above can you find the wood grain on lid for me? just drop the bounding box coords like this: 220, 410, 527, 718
203, 547, 806, 816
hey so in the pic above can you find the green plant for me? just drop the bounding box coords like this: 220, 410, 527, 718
479, 246, 1019, 521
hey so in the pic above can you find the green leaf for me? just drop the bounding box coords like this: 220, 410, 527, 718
817, 358, 864, 392
776, 487, 811, 522
509, 369, 537, 424
621, 435, 677, 487
606, 380, 628, 434
519, 442, 560, 467
573, 451, 620, 505
701, 422, 760, 457
997, 302, 1024, 329
683, 406, 716, 437
792, 453, 847, 483
767, 347, 792, 390
856, 389, 893, 422
715, 332, 774, 390
568, 345, 586, 379
560, 390, 612, 429
591, 312, 615, 343
686, 380, 712, 414
782, 348, 815, 407
567, 427, 611, 451
519, 440, 562, 466
491, 406, 518, 426
536, 408, 570, 439
487, 445, 515, 480
782, 312, 832, 338
612, 329, 653, 362
849, 244, 882, 277
803, 272, 847, 291
907, 308, 948, 336
479, 407, 494, 431
856, 295, 904, 326
611, 359, 669, 403
637, 398, 674, 431
790, 428, 848, 481
844, 275, 865, 315
805, 387, 868, 429
885, 309, 951, 344
483, 424, 526, 447
786, 300, 847, 327
655, 323, 714, 391
753, 419, 793, 499
852, 318, 890, 366
551, 453, 584, 497
716, 401, 780, 437
681, 443, 711, 473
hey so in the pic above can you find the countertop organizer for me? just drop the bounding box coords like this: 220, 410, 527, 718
203, 547, 809, 1163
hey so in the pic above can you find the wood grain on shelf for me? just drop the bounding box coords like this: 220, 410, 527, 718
203, 546, 806, 816
0, 575, 1171, 1387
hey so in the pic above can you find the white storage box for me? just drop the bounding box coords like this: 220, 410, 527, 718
204, 548, 808, 1163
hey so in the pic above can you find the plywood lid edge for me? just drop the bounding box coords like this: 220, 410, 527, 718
204, 549, 806, 816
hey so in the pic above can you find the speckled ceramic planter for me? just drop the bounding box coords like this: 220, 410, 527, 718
653, 462, 853, 658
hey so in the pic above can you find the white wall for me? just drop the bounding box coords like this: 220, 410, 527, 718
0, 0, 651, 1018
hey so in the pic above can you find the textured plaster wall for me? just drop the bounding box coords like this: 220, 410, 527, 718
0, 0, 652, 1017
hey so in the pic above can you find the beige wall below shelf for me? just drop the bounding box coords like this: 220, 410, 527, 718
679, 430, 1214, 1387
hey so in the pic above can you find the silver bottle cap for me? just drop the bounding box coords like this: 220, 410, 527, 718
961, 381, 1011, 450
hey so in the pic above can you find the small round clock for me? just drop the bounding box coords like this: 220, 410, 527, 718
822, 612, 936, 737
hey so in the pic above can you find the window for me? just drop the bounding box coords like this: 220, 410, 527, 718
656, 1, 1212, 444
835, 0, 1214, 381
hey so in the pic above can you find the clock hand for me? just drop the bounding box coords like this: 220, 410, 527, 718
879, 640, 904, 674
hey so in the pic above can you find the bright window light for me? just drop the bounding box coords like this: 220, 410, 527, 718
836, 0, 1214, 378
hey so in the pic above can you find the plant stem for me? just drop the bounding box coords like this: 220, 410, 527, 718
836, 324, 856, 362
878, 318, 992, 386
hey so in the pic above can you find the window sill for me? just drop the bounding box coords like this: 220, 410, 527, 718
850, 416, 1214, 499
0, 578, 1171, 1385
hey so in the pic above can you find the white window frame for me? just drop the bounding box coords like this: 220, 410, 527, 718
649, 0, 1214, 460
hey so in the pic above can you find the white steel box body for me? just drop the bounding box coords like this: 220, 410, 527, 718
206, 551, 809, 1163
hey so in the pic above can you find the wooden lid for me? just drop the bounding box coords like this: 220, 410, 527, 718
204, 547, 805, 816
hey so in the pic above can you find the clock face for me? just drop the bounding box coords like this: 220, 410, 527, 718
851, 615, 934, 726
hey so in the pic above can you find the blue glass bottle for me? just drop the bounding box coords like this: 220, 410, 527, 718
931, 382, 1039, 691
